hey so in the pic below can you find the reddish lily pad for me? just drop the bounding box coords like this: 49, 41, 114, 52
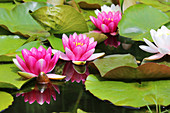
93, 54, 170, 79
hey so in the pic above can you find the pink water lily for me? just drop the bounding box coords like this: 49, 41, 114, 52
53, 33, 105, 64
13, 46, 65, 79
16, 83, 60, 105
90, 4, 122, 34
139, 26, 170, 60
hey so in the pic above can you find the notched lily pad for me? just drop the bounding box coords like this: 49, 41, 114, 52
0, 91, 13, 112
0, 2, 51, 37
31, 5, 88, 34
85, 74, 170, 107
93, 54, 170, 79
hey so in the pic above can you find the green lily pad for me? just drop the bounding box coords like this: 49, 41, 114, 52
85, 74, 170, 107
118, 4, 169, 41
0, 2, 51, 37
47, 35, 65, 52
93, 54, 170, 79
0, 91, 13, 112
0, 35, 26, 56
0, 64, 30, 89
136, 0, 170, 12
31, 5, 88, 34
84, 32, 108, 44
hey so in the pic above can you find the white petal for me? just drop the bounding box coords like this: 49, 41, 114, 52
59, 52, 70, 61
13, 59, 26, 72
144, 53, 165, 60
94, 9, 100, 16
47, 74, 66, 80
87, 52, 105, 61
158, 48, 170, 54
143, 38, 158, 50
139, 45, 158, 53
52, 49, 59, 54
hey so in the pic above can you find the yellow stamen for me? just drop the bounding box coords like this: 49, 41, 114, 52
73, 42, 84, 46
108, 18, 110, 20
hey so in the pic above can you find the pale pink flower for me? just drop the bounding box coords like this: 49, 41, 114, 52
90, 4, 122, 34
13, 46, 65, 79
16, 83, 60, 105
139, 26, 170, 60
53, 33, 105, 64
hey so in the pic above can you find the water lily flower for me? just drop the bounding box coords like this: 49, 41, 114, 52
16, 83, 59, 105
53, 33, 105, 65
63, 62, 89, 84
13, 46, 65, 80
139, 26, 170, 60
90, 4, 122, 35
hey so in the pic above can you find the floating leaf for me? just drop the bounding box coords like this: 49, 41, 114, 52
85, 74, 170, 107
84, 32, 108, 44
93, 54, 170, 79
31, 5, 88, 34
0, 64, 30, 89
0, 91, 13, 112
0, 35, 26, 56
118, 4, 169, 41
47, 35, 65, 52
0, 2, 50, 37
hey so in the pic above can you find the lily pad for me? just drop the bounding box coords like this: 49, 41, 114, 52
93, 54, 170, 79
84, 32, 108, 44
136, 0, 170, 12
0, 35, 26, 56
118, 4, 169, 41
85, 74, 170, 107
47, 35, 65, 52
0, 64, 30, 89
0, 2, 51, 37
31, 5, 88, 34
0, 91, 13, 112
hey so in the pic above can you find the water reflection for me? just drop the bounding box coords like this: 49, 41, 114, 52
16, 83, 60, 105
63, 62, 89, 83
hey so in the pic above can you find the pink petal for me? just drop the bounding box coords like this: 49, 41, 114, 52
73, 46, 83, 61
15, 55, 31, 72
80, 49, 95, 61
108, 22, 116, 33
35, 59, 47, 75
44, 53, 51, 72
52, 85, 60, 94
36, 92, 45, 105
47, 53, 59, 72
27, 56, 37, 73
87, 53, 105, 61
44, 89, 50, 104
96, 19, 103, 29
101, 24, 110, 33
22, 49, 31, 62
63, 62, 74, 81
87, 41, 97, 51
46, 47, 52, 56
59, 52, 70, 61
65, 47, 76, 61
28, 91, 36, 104
13, 58, 25, 72
90, 16, 97, 27
145, 53, 165, 60
30, 47, 38, 57
62, 34, 69, 49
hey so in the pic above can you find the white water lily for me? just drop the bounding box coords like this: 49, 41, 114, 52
95, 4, 121, 15
139, 26, 170, 60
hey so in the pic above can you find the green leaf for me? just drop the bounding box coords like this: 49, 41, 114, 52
0, 2, 51, 37
119, 0, 124, 12
136, 0, 170, 12
0, 64, 30, 89
47, 35, 65, 52
0, 3, 16, 10
0, 91, 13, 112
93, 54, 170, 79
31, 5, 88, 34
16, 41, 46, 52
84, 32, 108, 44
85, 74, 170, 107
0, 35, 26, 56
118, 4, 170, 41
93, 54, 138, 77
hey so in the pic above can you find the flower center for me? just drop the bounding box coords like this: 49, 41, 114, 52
73, 42, 84, 46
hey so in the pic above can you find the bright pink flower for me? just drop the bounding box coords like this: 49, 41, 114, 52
63, 62, 89, 84
54, 33, 105, 63
13, 46, 65, 79
16, 83, 60, 105
90, 10, 121, 34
